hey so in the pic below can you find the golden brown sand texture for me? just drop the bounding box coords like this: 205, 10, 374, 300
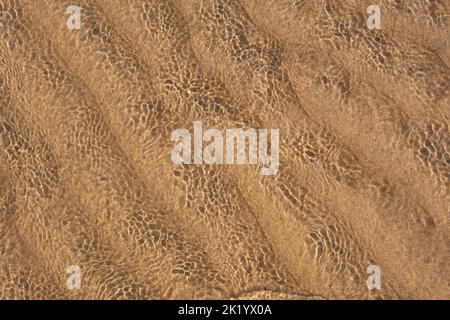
0, 0, 449, 299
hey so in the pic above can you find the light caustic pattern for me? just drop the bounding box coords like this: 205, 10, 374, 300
0, 0, 449, 299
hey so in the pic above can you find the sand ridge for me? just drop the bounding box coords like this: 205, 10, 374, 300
0, 0, 449, 299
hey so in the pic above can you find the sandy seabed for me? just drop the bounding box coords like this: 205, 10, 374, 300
0, 0, 449, 299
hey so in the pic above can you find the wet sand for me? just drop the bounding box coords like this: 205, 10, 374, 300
0, 0, 449, 299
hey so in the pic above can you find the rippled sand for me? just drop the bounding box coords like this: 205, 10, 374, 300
0, 0, 449, 299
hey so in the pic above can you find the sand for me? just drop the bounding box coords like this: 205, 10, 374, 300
0, 0, 449, 299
